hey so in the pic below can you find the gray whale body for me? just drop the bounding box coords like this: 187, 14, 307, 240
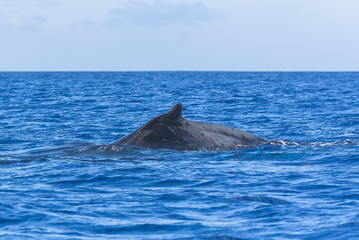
112, 103, 266, 151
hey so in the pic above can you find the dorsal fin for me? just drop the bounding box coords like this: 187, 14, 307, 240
138, 103, 184, 131
162, 103, 183, 120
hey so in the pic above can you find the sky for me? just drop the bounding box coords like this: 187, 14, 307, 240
1, 0, 358, 71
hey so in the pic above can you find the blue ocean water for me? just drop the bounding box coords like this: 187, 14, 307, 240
0, 72, 359, 239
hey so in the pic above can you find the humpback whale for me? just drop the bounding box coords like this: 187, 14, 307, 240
111, 103, 266, 151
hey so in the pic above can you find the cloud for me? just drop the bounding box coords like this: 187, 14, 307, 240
106, 0, 218, 27
0, 15, 45, 32
31, 15, 47, 23
0, 0, 53, 32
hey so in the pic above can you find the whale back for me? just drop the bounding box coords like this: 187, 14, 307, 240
113, 103, 266, 151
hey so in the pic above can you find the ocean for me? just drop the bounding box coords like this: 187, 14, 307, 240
0, 72, 358, 239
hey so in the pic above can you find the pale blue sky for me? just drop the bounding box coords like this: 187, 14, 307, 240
1, 0, 358, 71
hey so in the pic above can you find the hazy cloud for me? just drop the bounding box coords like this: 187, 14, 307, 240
0, 15, 45, 32
0, 0, 55, 32
106, 0, 218, 27
31, 15, 47, 23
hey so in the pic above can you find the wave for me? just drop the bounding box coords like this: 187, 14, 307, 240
266, 139, 357, 147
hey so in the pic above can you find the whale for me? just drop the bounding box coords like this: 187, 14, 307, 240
110, 103, 266, 151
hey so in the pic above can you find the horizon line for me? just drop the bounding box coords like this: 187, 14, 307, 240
1, 70, 358, 73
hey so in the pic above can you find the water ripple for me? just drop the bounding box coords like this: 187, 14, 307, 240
1, 72, 359, 239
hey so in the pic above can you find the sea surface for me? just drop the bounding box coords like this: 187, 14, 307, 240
0, 72, 359, 239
